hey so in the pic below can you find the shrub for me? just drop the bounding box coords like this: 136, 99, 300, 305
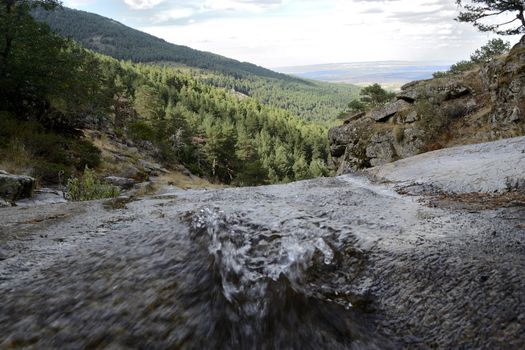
128, 120, 156, 142
67, 139, 102, 170
0, 138, 33, 174
65, 166, 120, 201
32, 162, 72, 185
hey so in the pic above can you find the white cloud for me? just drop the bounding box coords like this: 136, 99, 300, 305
153, 8, 194, 22
124, 0, 164, 10
203, 0, 284, 12
97, 0, 521, 67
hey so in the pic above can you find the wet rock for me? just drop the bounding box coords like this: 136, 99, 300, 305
15, 188, 67, 207
367, 136, 525, 194
104, 176, 136, 190
0, 171, 35, 202
0, 198, 10, 208
0, 140, 524, 348
369, 100, 412, 122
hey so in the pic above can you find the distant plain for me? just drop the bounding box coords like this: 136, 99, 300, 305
276, 61, 453, 90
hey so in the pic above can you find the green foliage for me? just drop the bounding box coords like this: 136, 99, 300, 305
78, 57, 331, 185
433, 39, 512, 78
2, 3, 334, 187
341, 84, 395, 116
308, 159, 329, 178
359, 83, 396, 107
1, 1, 111, 130
66, 166, 120, 201
201, 72, 360, 122
455, 0, 525, 35
470, 38, 511, 63
31, 6, 360, 123
449, 60, 477, 74
0, 113, 101, 184
347, 99, 366, 114
128, 120, 156, 142
31, 6, 299, 81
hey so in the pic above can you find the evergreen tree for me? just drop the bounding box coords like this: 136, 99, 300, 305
456, 0, 525, 35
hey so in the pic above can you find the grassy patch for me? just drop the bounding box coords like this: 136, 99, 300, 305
0, 113, 101, 184
65, 166, 120, 201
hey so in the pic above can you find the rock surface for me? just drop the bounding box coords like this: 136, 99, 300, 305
0, 138, 524, 349
330, 36, 525, 174
15, 188, 67, 207
367, 136, 525, 194
104, 176, 136, 190
368, 99, 412, 122
0, 171, 35, 202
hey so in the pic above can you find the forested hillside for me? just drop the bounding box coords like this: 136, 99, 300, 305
200, 72, 360, 122
31, 6, 291, 81
101, 58, 330, 185
1, 1, 329, 187
32, 6, 359, 123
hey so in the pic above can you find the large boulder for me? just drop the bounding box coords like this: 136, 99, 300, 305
368, 99, 412, 122
0, 171, 35, 202
104, 176, 136, 190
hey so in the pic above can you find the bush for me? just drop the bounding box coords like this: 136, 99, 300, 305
0, 112, 102, 184
32, 161, 73, 185
128, 120, 156, 142
67, 139, 101, 170
65, 166, 120, 201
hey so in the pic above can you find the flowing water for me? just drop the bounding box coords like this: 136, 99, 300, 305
1, 175, 524, 349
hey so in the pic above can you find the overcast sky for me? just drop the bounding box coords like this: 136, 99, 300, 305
62, 0, 521, 68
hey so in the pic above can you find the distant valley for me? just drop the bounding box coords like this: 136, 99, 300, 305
276, 61, 452, 90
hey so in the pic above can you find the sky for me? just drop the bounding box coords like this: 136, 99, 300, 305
61, 0, 522, 68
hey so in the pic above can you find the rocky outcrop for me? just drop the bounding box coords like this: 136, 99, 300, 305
366, 136, 525, 194
368, 99, 412, 122
330, 36, 525, 174
104, 176, 136, 190
481, 35, 525, 132
1, 137, 524, 348
0, 171, 35, 202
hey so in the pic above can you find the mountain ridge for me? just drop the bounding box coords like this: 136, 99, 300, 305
32, 6, 360, 123
32, 6, 300, 82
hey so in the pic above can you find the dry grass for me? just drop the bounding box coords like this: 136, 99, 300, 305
156, 172, 225, 190
0, 138, 34, 175
425, 192, 525, 211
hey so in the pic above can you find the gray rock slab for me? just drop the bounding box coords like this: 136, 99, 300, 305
366, 136, 525, 193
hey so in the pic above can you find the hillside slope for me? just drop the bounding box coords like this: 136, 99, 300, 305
31, 7, 292, 82
32, 6, 360, 123
329, 36, 525, 173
